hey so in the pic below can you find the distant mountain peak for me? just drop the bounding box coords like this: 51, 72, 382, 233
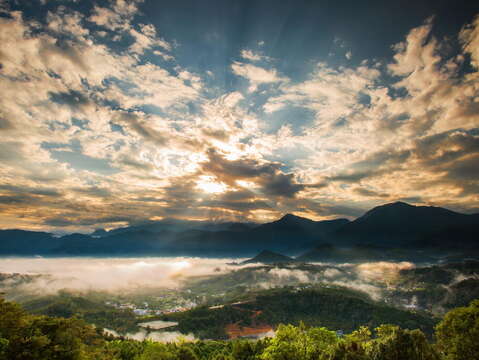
278, 213, 314, 224
257, 249, 281, 256
388, 201, 414, 207
280, 213, 300, 220
363, 201, 461, 219
360, 201, 415, 219
241, 250, 294, 264
370, 201, 414, 211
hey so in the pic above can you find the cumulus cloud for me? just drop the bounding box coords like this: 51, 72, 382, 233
241, 49, 269, 62
0, 1, 478, 231
231, 62, 287, 92
88, 0, 140, 31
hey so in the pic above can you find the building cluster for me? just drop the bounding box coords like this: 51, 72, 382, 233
104, 300, 197, 316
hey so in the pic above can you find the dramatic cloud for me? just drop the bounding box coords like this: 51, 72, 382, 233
0, 1, 478, 231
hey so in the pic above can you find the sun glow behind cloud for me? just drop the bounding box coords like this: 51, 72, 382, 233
196, 176, 228, 194
0, 0, 477, 232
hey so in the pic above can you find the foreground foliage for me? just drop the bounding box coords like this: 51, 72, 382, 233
0, 298, 478, 360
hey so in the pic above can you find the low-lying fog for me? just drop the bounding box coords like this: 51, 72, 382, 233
0, 257, 249, 292
0, 257, 415, 300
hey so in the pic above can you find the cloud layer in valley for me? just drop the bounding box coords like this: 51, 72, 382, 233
0, 257, 244, 293
0, 257, 415, 303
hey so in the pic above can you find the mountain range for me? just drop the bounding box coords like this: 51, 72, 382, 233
0, 201, 478, 258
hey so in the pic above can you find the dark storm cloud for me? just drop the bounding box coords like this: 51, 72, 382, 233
201, 149, 304, 198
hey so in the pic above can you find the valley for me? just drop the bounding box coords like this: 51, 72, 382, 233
1, 256, 478, 341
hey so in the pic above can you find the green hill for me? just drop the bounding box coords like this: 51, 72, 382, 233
163, 286, 436, 339
22, 292, 138, 334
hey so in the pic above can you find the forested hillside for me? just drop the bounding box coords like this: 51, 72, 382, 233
22, 292, 138, 334
162, 287, 436, 339
1, 298, 478, 359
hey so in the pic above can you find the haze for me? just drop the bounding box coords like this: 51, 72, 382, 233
0, 256, 414, 301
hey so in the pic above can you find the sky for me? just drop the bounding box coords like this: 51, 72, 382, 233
0, 0, 478, 232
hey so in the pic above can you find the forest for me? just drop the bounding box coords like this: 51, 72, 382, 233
1, 297, 478, 360
162, 287, 436, 339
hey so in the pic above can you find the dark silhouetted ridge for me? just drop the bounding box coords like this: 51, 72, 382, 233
242, 250, 294, 264
334, 201, 479, 248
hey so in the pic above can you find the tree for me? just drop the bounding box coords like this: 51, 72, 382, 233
212, 354, 234, 360
365, 325, 439, 360
435, 299, 479, 360
0, 298, 110, 360
135, 342, 177, 360
106, 339, 146, 360
176, 346, 198, 360
231, 340, 255, 360
324, 341, 368, 360
261, 322, 338, 360
325, 327, 371, 360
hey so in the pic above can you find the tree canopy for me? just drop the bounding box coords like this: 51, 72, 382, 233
1, 297, 478, 360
